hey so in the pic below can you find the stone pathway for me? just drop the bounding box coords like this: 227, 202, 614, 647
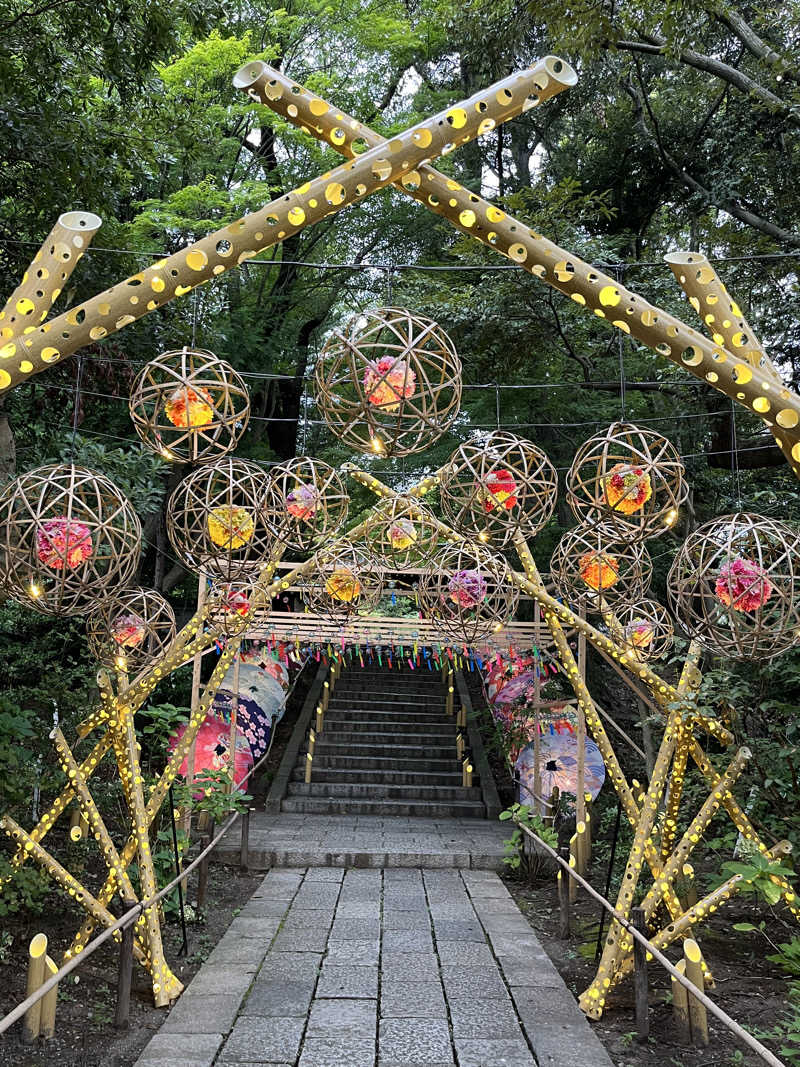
135, 867, 613, 1067
213, 813, 508, 870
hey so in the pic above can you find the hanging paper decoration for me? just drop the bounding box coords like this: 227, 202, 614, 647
207, 505, 255, 549
480, 469, 518, 513
715, 557, 773, 613
516, 732, 605, 814
447, 569, 488, 609
325, 566, 362, 602
602, 463, 653, 516
389, 517, 417, 551
169, 716, 254, 797
286, 482, 321, 521
110, 612, 147, 648
164, 385, 214, 429
363, 355, 416, 412
578, 550, 619, 591
36, 517, 94, 570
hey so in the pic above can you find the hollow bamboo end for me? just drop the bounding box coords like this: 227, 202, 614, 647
540, 55, 578, 87
233, 60, 268, 89
58, 211, 102, 234
683, 938, 702, 964
29, 933, 48, 959
664, 250, 709, 267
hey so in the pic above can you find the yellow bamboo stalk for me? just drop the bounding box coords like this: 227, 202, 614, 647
671, 959, 691, 1041
23, 933, 48, 1043
684, 939, 709, 1045
40, 955, 59, 1039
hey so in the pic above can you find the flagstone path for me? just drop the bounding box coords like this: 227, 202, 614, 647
134, 866, 613, 1067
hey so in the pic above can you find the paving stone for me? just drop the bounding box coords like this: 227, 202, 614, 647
510, 985, 589, 1027
432, 919, 485, 942
441, 966, 508, 1000
528, 1025, 614, 1067
258, 951, 323, 983
382, 910, 426, 930
454, 1039, 536, 1066
243, 978, 316, 1016
307, 997, 377, 1038
317, 963, 378, 998
448, 996, 521, 1039
382, 928, 433, 953
206, 935, 270, 966
294, 884, 342, 908
161, 993, 241, 1034
380, 980, 446, 1018
186, 963, 257, 998
299, 1038, 376, 1067
305, 867, 345, 881
272, 926, 329, 953
463, 879, 511, 899
335, 900, 382, 919
330, 917, 381, 940
134, 1032, 223, 1066
283, 908, 334, 929
239, 898, 294, 918
324, 938, 380, 965
221, 1016, 305, 1062
379, 1018, 453, 1065
380, 951, 439, 980
436, 942, 494, 968
500, 958, 566, 987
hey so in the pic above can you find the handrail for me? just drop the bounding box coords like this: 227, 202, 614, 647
513, 817, 785, 1067
0, 654, 315, 1037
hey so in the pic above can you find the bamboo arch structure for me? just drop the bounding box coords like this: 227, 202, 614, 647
0, 54, 798, 1018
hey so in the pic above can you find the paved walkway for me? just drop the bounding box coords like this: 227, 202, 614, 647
134, 867, 613, 1067
214, 814, 508, 870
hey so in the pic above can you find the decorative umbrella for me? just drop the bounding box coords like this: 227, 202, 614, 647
212, 661, 286, 760
515, 731, 605, 814
169, 716, 253, 797
493, 671, 537, 704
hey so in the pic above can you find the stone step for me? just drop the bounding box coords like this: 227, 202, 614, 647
290, 766, 465, 786
313, 731, 456, 750
315, 719, 456, 736
313, 740, 456, 759
287, 780, 481, 801
311, 753, 462, 773
280, 796, 486, 818
325, 707, 452, 723
329, 694, 446, 709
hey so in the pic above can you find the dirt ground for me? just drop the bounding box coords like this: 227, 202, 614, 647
505, 864, 790, 1067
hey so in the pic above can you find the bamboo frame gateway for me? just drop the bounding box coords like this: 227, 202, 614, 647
0, 53, 798, 1019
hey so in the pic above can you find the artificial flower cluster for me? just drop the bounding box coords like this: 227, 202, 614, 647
603, 463, 652, 515
578, 550, 620, 591
715, 556, 773, 613
165, 385, 214, 428
207, 506, 255, 549
363, 356, 416, 412
36, 517, 93, 570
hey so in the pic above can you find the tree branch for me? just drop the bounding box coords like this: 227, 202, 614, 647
714, 8, 800, 83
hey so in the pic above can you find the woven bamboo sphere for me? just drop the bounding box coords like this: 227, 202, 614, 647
166, 458, 275, 581
206, 579, 257, 638
362, 496, 440, 568
0, 464, 141, 616
129, 347, 250, 463
314, 306, 462, 458
440, 431, 557, 545
567, 422, 687, 542
262, 457, 349, 553
86, 587, 176, 671
417, 542, 519, 646
300, 541, 384, 620
550, 521, 652, 612
667, 512, 800, 661
613, 599, 674, 662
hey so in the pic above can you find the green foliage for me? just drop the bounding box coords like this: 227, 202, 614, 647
500, 803, 558, 870
716, 851, 796, 907
0, 858, 50, 919
54, 435, 168, 516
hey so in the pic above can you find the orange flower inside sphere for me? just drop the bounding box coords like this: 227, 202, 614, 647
624, 618, 654, 650
715, 557, 773, 613
165, 385, 214, 428
363, 356, 416, 412
325, 567, 362, 603
603, 463, 653, 515
111, 612, 147, 648
36, 517, 93, 570
578, 550, 620, 591
389, 518, 417, 551
480, 469, 518, 513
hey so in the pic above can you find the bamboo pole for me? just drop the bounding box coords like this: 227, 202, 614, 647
240, 62, 800, 477
227, 652, 241, 794
39, 955, 58, 1039
23, 934, 48, 1043
684, 938, 709, 1045
183, 575, 207, 827
671, 959, 691, 1042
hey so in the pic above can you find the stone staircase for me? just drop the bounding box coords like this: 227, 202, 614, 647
282, 665, 486, 818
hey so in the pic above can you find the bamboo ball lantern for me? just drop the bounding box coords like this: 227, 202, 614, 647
300, 542, 384, 620
129, 347, 250, 463
166, 457, 275, 581
667, 512, 800, 661
613, 599, 674, 662
206, 579, 257, 638
86, 587, 176, 671
0, 464, 142, 616
440, 431, 558, 545
567, 422, 687, 542
262, 457, 349, 552
550, 521, 652, 612
363, 495, 440, 568
313, 306, 462, 457
417, 542, 519, 646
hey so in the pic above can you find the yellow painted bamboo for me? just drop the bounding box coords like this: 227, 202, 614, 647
671, 959, 691, 1041
227, 652, 241, 794
23, 933, 48, 1043
684, 939, 709, 1045
239, 62, 800, 477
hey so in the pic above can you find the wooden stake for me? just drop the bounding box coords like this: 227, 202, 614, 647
40, 955, 58, 1039
671, 959, 691, 1042
23, 933, 47, 1042
568, 834, 578, 904
446, 675, 454, 716
558, 844, 571, 938
305, 729, 316, 784
632, 907, 649, 1043
684, 938, 709, 1046
315, 705, 324, 734
240, 808, 250, 872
